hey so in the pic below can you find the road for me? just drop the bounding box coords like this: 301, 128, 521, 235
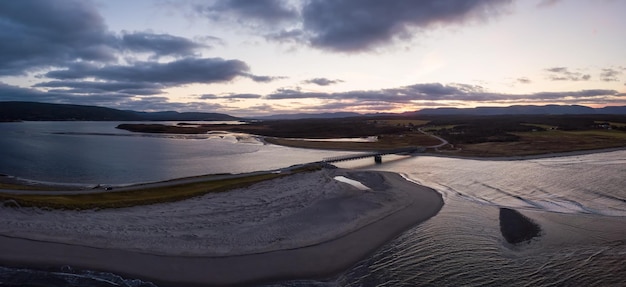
418, 128, 449, 149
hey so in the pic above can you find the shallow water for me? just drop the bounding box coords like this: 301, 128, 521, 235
276, 152, 626, 286
1, 122, 625, 286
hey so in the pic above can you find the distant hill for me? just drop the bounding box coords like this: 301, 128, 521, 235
598, 105, 626, 114
415, 105, 626, 116
253, 112, 362, 120
3, 102, 625, 122
0, 101, 238, 121
132, 111, 239, 121
253, 105, 626, 119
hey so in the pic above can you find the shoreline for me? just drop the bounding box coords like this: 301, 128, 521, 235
2, 147, 625, 190
421, 146, 626, 161
0, 170, 444, 286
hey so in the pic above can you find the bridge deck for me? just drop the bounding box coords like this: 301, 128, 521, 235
322, 147, 424, 163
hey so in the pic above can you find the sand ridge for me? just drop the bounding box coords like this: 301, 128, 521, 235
0, 169, 444, 286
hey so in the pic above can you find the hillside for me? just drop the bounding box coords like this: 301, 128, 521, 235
0, 102, 239, 121
415, 105, 626, 116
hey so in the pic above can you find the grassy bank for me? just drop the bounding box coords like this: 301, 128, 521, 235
0, 166, 321, 210
441, 129, 626, 157
265, 133, 440, 151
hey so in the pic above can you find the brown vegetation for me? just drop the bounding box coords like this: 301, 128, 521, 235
0, 166, 323, 210
117, 114, 626, 156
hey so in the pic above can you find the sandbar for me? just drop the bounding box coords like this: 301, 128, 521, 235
0, 169, 443, 286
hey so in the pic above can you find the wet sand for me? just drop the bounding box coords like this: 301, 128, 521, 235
0, 170, 443, 286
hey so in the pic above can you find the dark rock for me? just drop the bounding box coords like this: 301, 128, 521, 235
499, 208, 541, 244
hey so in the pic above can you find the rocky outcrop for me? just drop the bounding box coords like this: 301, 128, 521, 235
499, 208, 541, 244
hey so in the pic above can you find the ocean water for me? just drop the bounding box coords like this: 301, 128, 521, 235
1, 122, 625, 286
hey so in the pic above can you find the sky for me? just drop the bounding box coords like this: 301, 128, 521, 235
0, 0, 625, 116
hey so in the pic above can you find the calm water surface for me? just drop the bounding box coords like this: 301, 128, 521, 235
0, 121, 354, 185
0, 122, 624, 286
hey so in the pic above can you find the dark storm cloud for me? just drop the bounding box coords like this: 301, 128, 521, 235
115, 98, 225, 112
0, 0, 114, 75
1, 3, 272, 102
197, 0, 298, 24
195, 0, 512, 52
545, 67, 591, 81
120, 32, 206, 58
303, 78, 344, 86
599, 68, 622, 82
0, 82, 135, 105
299, 0, 513, 52
45, 58, 251, 85
33, 81, 164, 93
0, 82, 227, 112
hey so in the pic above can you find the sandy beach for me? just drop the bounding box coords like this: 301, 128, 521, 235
0, 169, 443, 286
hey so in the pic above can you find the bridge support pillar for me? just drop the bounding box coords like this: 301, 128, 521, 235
374, 155, 382, 164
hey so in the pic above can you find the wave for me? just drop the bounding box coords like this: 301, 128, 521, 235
0, 266, 156, 287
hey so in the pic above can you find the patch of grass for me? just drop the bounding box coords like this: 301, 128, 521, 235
266, 132, 440, 151
449, 129, 626, 157
522, 123, 558, 130
0, 171, 301, 210
372, 119, 430, 126
422, 125, 458, 132
595, 121, 626, 128
0, 183, 61, 191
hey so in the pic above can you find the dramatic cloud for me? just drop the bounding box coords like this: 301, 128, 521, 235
0, 0, 218, 78
45, 58, 252, 85
195, 0, 513, 52
119, 32, 206, 58
298, 0, 513, 52
0, 82, 135, 105
303, 78, 344, 86
196, 0, 298, 25
0, 82, 227, 112
33, 81, 165, 96
0, 0, 114, 75
600, 68, 622, 82
3, 79, 623, 115
265, 82, 619, 104
545, 67, 591, 81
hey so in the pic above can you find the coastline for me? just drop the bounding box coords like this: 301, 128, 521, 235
2, 147, 625, 191
0, 170, 443, 286
422, 146, 626, 161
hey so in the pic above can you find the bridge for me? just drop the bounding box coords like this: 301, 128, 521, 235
322, 146, 425, 164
